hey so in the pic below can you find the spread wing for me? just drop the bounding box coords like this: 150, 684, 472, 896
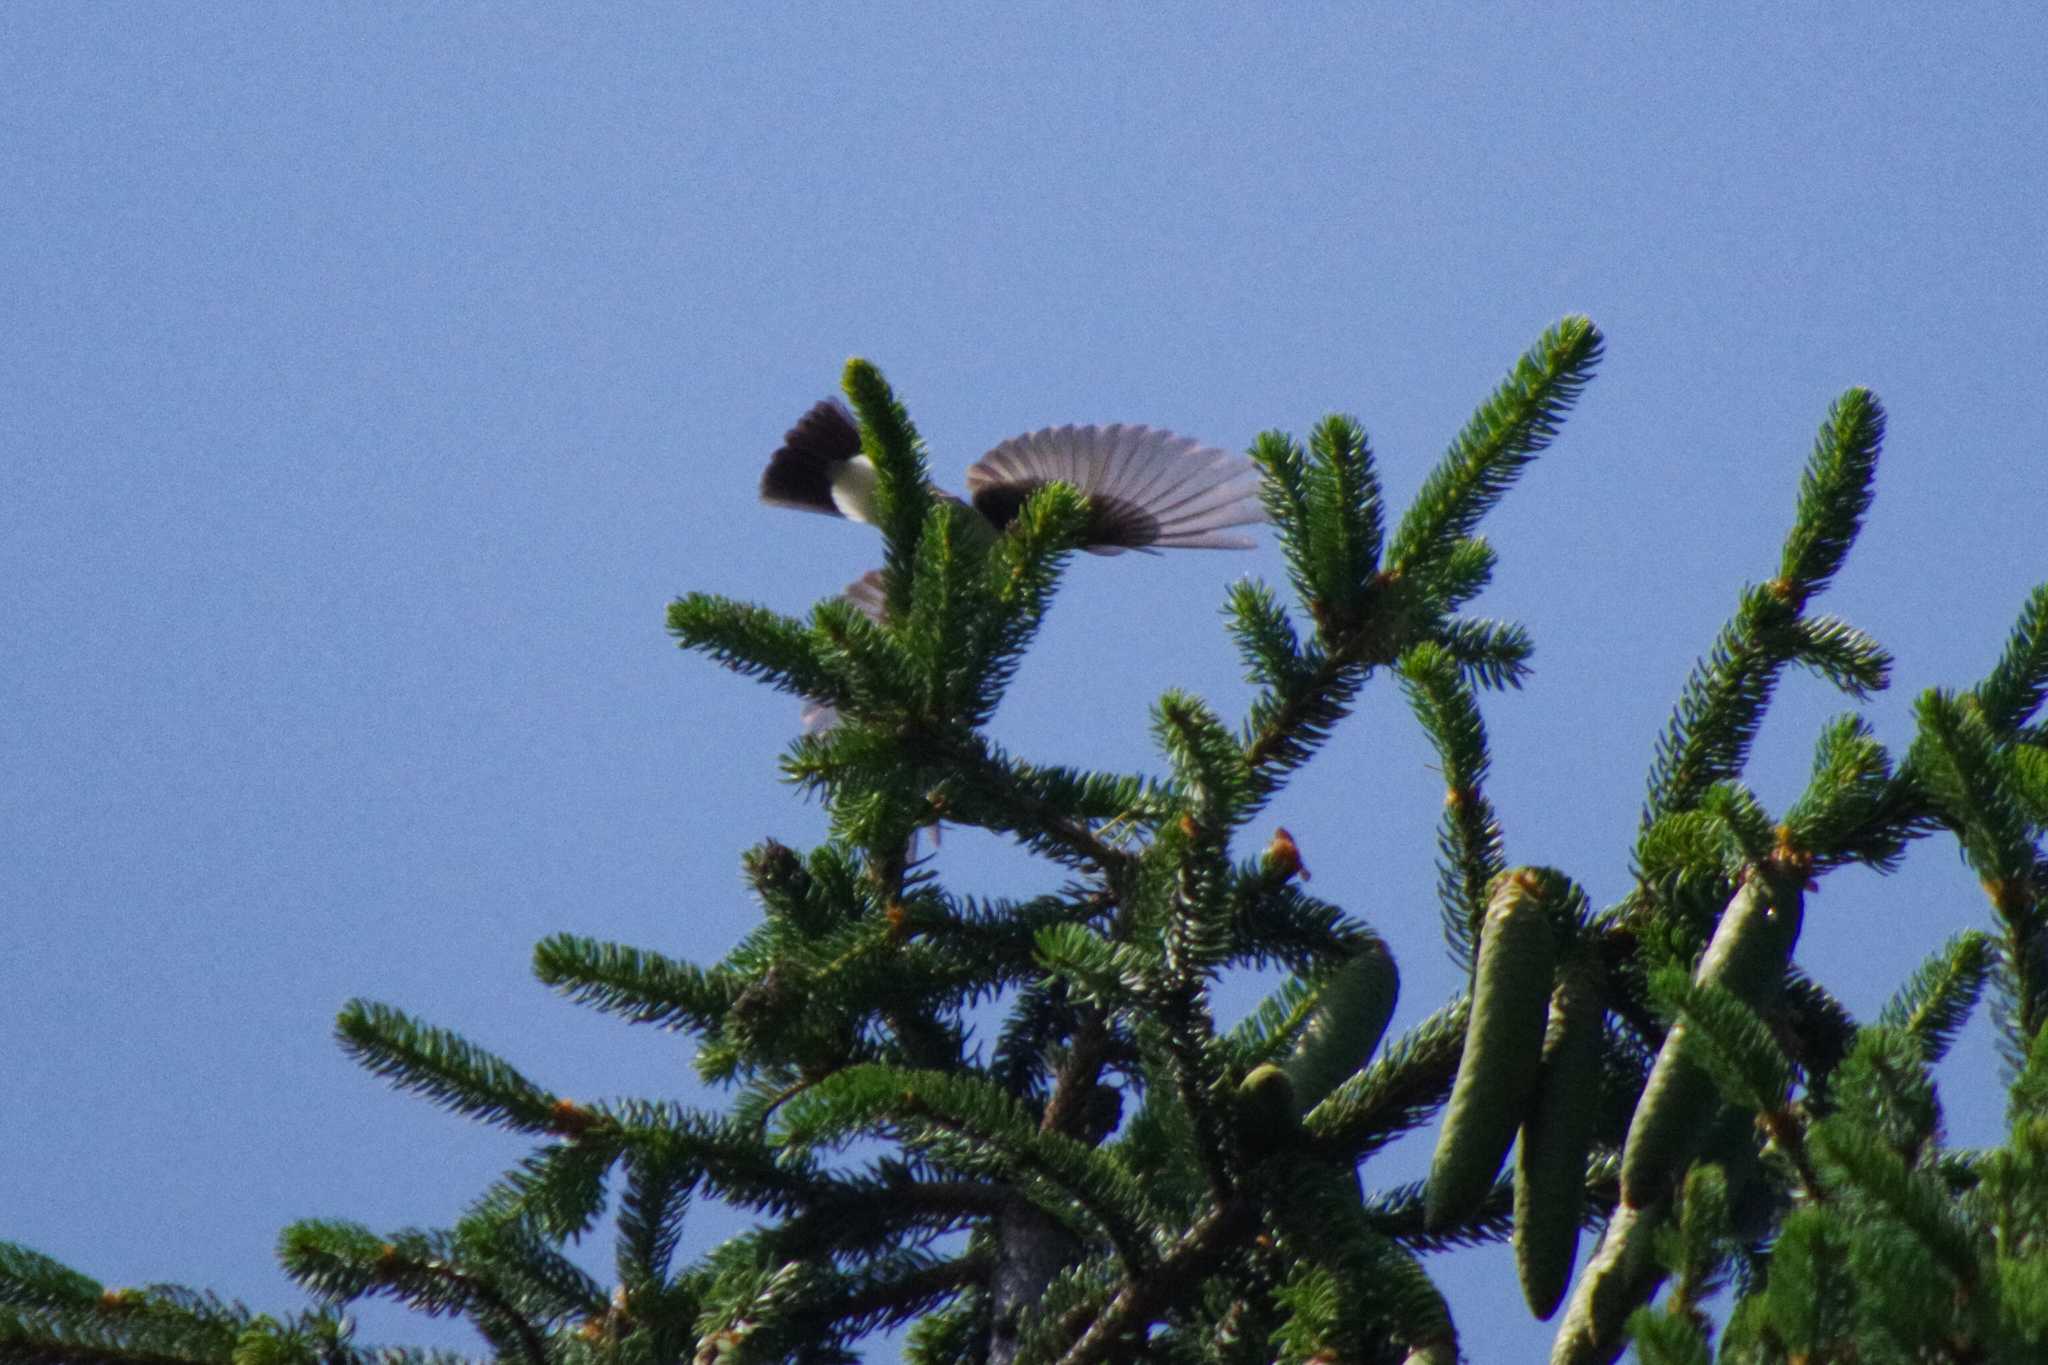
838, 567, 889, 623
964, 424, 1263, 555
760, 398, 864, 516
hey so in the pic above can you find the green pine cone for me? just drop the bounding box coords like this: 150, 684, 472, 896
1514, 954, 1605, 1319
1618, 875, 1805, 1209
1426, 870, 1558, 1231
1282, 936, 1400, 1117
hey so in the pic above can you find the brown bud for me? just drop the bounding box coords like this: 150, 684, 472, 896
550, 1098, 599, 1135
1264, 826, 1309, 881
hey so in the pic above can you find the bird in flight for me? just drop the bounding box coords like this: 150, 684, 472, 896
761, 397, 1265, 736
760, 398, 1266, 556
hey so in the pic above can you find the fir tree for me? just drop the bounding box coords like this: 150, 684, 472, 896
7, 320, 2047, 1364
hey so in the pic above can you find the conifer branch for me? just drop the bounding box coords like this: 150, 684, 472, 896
0, 1246, 102, 1313
841, 358, 935, 621
615, 1136, 694, 1294
929, 735, 1148, 874
1237, 642, 1373, 805
777, 1066, 1161, 1271
1039, 1012, 1113, 1140
962, 483, 1088, 726
1878, 930, 1994, 1065
279, 1223, 553, 1365
1429, 615, 1534, 691
1385, 316, 1604, 585
1774, 388, 1884, 609
1785, 613, 1892, 698
531, 935, 737, 1035
1261, 414, 1386, 634
1151, 810, 1237, 1196
1225, 875, 1374, 974
1360, 1176, 1520, 1252
1253, 429, 1317, 613
1975, 582, 2048, 736
1049, 1199, 1261, 1365
664, 593, 848, 704
1401, 642, 1506, 968
1809, 1117, 1983, 1285
1224, 578, 1309, 695
725, 1250, 986, 1357
333, 1001, 577, 1135
1642, 393, 1900, 835
1828, 1026, 1943, 1162
1641, 589, 1799, 828
1781, 714, 1904, 872
1911, 688, 2047, 1053
35, 339, 2048, 1365
466, 1136, 624, 1242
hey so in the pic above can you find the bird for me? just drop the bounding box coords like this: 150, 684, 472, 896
760, 398, 1265, 555
762, 397, 1266, 733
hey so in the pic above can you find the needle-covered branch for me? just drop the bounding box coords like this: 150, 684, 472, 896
842, 357, 937, 621
333, 1000, 584, 1136
25, 336, 2048, 1365
1974, 582, 2048, 736
1878, 930, 1995, 1065
1385, 316, 1604, 589
775, 1065, 1161, 1273
1401, 641, 1508, 967
1775, 388, 1884, 609
1641, 392, 1897, 834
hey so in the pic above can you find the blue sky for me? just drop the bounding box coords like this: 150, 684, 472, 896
4, 7, 2044, 1361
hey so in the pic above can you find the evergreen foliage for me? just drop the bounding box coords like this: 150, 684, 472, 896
9, 323, 2048, 1364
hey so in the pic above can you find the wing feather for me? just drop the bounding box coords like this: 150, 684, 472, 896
965, 424, 1263, 555
760, 399, 864, 516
